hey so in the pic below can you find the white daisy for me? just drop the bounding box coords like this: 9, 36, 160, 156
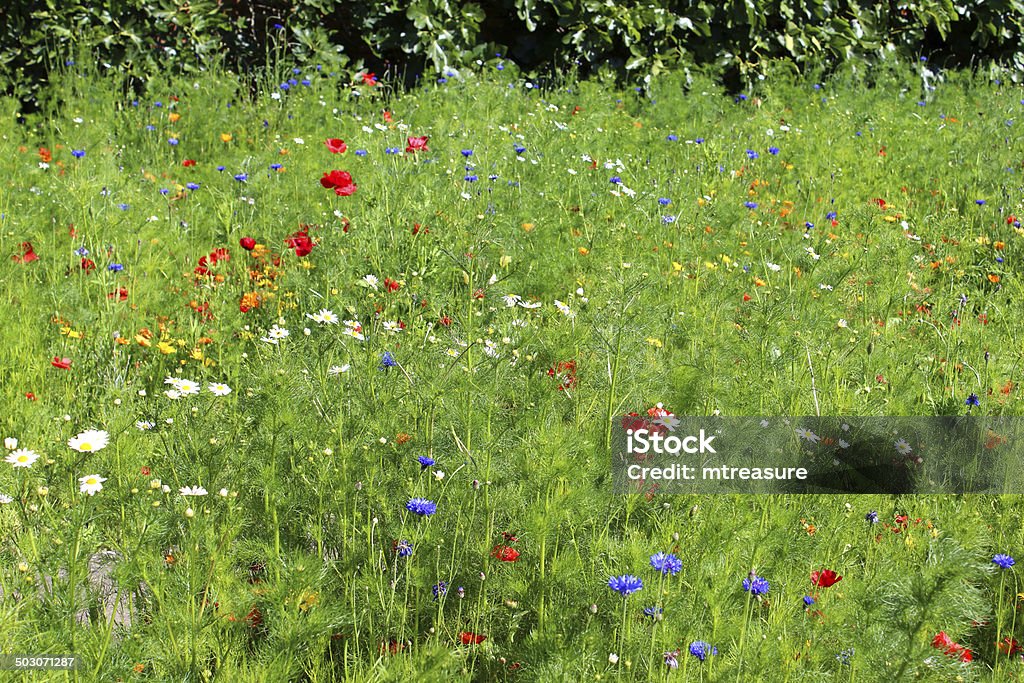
795, 427, 821, 443
307, 308, 339, 325
894, 438, 912, 455
518, 300, 542, 309
175, 379, 201, 395
261, 325, 290, 344
503, 294, 522, 307
164, 389, 182, 400
79, 474, 107, 496
362, 274, 380, 290
553, 300, 575, 318
68, 429, 110, 453
4, 437, 18, 450
208, 383, 232, 396
136, 420, 155, 431
328, 364, 351, 375
0, 493, 13, 504
6, 449, 40, 468
179, 485, 208, 496
382, 320, 403, 333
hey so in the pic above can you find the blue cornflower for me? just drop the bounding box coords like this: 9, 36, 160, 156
154, 101, 163, 108
689, 641, 717, 662
185, 182, 200, 190
159, 188, 169, 195
168, 138, 179, 146
826, 211, 838, 220
355, 149, 367, 157
234, 173, 248, 182
379, 351, 398, 370
666, 134, 678, 142
279, 83, 290, 91
301, 79, 311, 86
464, 174, 478, 182
803, 595, 816, 606
976, 199, 986, 205
650, 552, 682, 575
461, 149, 473, 157
432, 581, 448, 598
736, 94, 748, 101
488, 174, 498, 181
417, 455, 435, 469
609, 176, 621, 184
385, 147, 401, 155
694, 137, 704, 144
768, 146, 780, 155
965, 393, 980, 408
216, 165, 226, 172
745, 149, 759, 160
743, 575, 770, 595
993, 554, 1015, 569
744, 202, 758, 210
396, 539, 413, 557
406, 498, 437, 516
117, 203, 129, 211
108, 263, 124, 272
74, 246, 89, 257
836, 648, 855, 665
658, 198, 671, 206
608, 574, 643, 596
71, 149, 85, 159
643, 606, 663, 620
805, 221, 814, 229
514, 145, 526, 154
917, 101, 926, 106
496, 63, 504, 71
662, 215, 676, 224
865, 510, 879, 524
269, 163, 282, 170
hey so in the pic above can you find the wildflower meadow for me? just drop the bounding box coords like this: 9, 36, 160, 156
1, 56, 1024, 681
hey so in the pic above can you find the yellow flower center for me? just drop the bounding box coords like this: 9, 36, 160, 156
17, 455, 28, 463
86, 477, 97, 485
80, 443, 92, 451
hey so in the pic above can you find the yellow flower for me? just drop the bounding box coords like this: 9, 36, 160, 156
298, 591, 319, 612
157, 341, 176, 355
646, 338, 663, 348
220, 133, 232, 143
169, 112, 181, 123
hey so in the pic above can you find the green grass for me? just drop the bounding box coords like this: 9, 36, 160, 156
0, 58, 1023, 681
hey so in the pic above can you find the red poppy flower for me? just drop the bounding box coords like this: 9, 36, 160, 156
406, 135, 429, 153
459, 632, 486, 645
39, 147, 52, 163
52, 357, 72, 370
285, 229, 314, 257
12, 242, 39, 263
384, 277, 401, 293
439, 315, 452, 327
811, 569, 842, 588
931, 632, 972, 662
325, 138, 347, 154
362, 72, 378, 86
491, 545, 520, 562
25, 392, 37, 401
382, 110, 392, 123
140, 466, 151, 476
182, 159, 196, 167
320, 170, 357, 196
108, 287, 129, 301
239, 237, 256, 251
81, 258, 96, 272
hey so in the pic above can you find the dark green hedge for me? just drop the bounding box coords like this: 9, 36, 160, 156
4, 0, 1024, 102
